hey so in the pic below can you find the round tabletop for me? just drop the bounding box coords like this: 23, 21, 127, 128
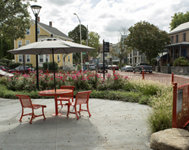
38, 89, 73, 97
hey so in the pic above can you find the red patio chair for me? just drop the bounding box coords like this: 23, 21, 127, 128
57, 85, 75, 107
66, 90, 92, 120
15, 94, 47, 124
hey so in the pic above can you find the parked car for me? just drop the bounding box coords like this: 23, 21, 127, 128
89, 64, 96, 70
0, 65, 10, 72
121, 65, 133, 72
9, 65, 35, 73
97, 63, 108, 73
109, 65, 119, 70
133, 63, 152, 73
107, 65, 112, 69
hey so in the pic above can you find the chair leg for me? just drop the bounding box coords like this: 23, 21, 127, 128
67, 104, 70, 117
87, 104, 91, 117
74, 106, 79, 120
42, 107, 46, 120
59, 101, 63, 107
19, 108, 24, 122
29, 109, 34, 124
78, 104, 81, 115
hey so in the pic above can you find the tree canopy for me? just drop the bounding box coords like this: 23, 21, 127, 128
68, 24, 87, 44
0, 0, 31, 40
87, 31, 100, 59
125, 21, 170, 65
170, 12, 189, 31
68, 24, 87, 64
111, 27, 128, 67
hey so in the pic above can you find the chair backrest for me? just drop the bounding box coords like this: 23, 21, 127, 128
75, 91, 92, 105
60, 86, 75, 98
15, 94, 33, 108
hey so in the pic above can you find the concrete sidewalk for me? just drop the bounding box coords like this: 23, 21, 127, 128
0, 98, 152, 150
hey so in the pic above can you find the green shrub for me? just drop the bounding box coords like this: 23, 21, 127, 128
173, 57, 189, 66
0, 62, 7, 66
0, 58, 12, 67
9, 62, 21, 69
26, 63, 33, 67
43, 62, 58, 70
77, 64, 81, 70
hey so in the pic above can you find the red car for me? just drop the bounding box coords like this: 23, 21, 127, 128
0, 65, 10, 72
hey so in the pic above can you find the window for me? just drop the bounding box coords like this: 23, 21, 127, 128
37, 27, 40, 34
26, 55, 30, 62
18, 55, 23, 62
25, 40, 30, 45
46, 55, 49, 62
26, 29, 30, 35
176, 35, 179, 43
183, 33, 186, 41
18, 41, 22, 47
39, 55, 43, 62
68, 55, 70, 62
171, 36, 174, 44
57, 55, 60, 61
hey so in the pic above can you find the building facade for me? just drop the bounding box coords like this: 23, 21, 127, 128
14, 17, 73, 68
165, 22, 189, 66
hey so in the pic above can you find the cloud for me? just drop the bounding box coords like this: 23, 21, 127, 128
99, 14, 115, 18
46, 0, 75, 6
28, 0, 189, 44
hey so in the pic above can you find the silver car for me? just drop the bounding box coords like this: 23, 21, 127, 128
89, 64, 96, 70
121, 65, 133, 72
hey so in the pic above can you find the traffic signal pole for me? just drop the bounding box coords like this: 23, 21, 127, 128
103, 40, 105, 79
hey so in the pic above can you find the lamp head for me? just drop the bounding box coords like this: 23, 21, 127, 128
31, 5, 42, 16
73, 13, 77, 15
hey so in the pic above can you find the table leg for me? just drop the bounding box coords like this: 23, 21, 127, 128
52, 96, 62, 116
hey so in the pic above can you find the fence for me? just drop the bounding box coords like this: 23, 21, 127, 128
172, 83, 189, 128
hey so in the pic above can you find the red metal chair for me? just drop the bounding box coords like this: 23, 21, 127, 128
66, 91, 92, 120
57, 85, 75, 108
15, 94, 47, 124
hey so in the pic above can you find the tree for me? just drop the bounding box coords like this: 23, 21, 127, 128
111, 27, 128, 67
0, 0, 31, 40
68, 24, 87, 44
125, 21, 170, 65
0, 36, 14, 59
68, 24, 87, 64
170, 12, 189, 31
87, 31, 100, 59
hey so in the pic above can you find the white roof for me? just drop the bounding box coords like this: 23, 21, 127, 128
169, 22, 189, 34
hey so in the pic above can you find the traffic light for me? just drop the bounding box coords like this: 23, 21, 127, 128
104, 42, 109, 52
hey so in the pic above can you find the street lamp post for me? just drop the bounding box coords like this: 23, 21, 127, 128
31, 5, 42, 90
73, 13, 83, 71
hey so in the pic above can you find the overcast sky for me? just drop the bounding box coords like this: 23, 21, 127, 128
27, 0, 189, 44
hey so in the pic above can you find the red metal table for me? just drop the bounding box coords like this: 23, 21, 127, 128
38, 89, 73, 116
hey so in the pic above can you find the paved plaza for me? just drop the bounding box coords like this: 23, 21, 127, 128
0, 98, 152, 150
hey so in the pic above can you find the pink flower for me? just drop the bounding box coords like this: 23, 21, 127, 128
114, 77, 118, 80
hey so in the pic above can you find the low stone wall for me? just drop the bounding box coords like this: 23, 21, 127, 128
171, 66, 189, 75
156, 66, 189, 75
160, 66, 171, 74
